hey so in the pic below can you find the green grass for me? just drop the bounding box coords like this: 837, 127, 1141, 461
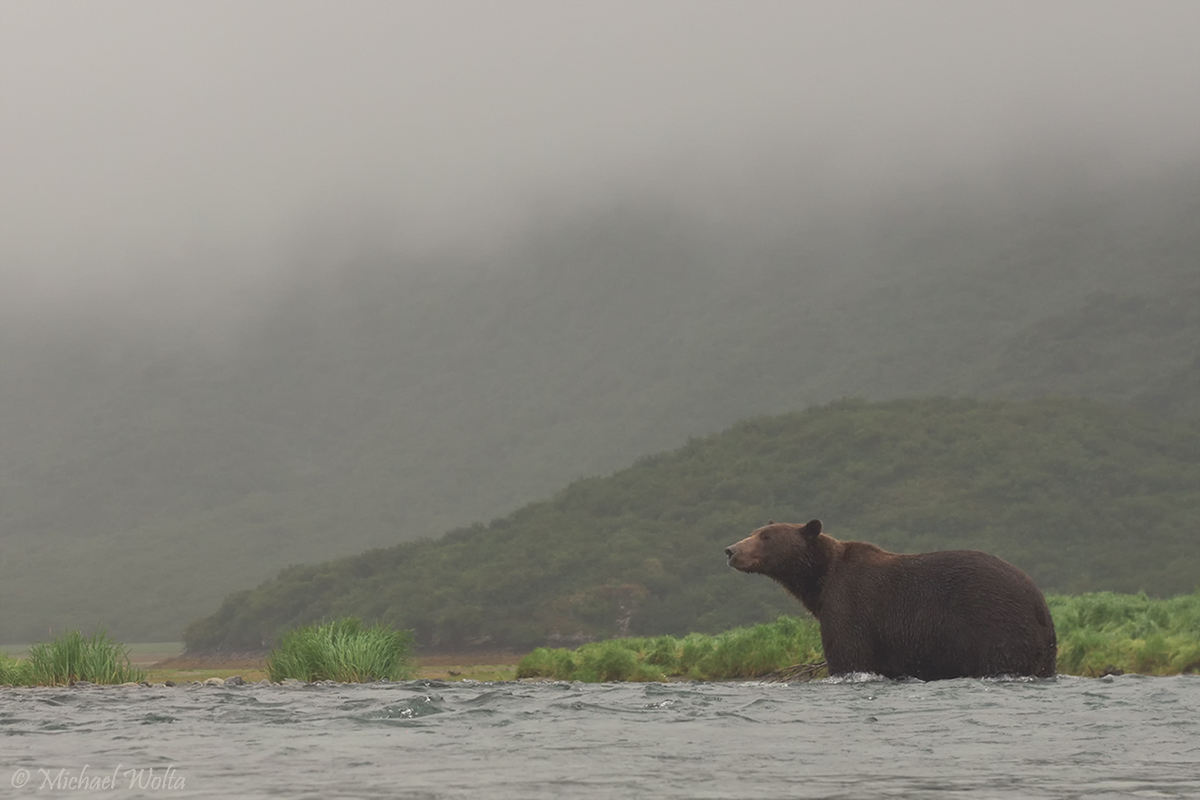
1049, 591, 1200, 676
0, 654, 30, 685
517, 615, 824, 681
0, 631, 147, 686
518, 592, 1200, 682
265, 618, 415, 683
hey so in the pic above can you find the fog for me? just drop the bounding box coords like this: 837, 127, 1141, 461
4, 1, 1200, 644
2, 0, 1197, 324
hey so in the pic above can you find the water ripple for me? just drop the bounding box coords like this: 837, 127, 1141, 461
2, 677, 1198, 798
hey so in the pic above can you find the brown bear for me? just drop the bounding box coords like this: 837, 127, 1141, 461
725, 520, 1057, 680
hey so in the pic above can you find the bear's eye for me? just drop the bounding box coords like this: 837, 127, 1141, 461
760, 531, 771, 541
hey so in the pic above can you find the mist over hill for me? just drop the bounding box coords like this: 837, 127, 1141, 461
183, 396, 1200, 652
1, 161, 1197, 643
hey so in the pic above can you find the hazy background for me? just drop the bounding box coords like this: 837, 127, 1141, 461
1, 1, 1198, 643
4, 1, 1196, 318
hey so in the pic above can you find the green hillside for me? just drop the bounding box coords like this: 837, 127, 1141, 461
957, 284, 1200, 417
2, 163, 1197, 643
184, 397, 1200, 652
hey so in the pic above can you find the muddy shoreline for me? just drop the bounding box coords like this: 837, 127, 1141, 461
142, 649, 525, 684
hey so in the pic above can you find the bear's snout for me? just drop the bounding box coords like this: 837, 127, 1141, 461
725, 539, 759, 572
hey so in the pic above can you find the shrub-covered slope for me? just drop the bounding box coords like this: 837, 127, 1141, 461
184, 397, 1200, 652
4, 165, 1197, 643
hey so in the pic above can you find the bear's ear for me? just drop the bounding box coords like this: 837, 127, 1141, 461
801, 519, 822, 538
767, 519, 775, 525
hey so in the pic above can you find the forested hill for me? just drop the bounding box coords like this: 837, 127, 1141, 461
184, 397, 1200, 652
2, 163, 1197, 643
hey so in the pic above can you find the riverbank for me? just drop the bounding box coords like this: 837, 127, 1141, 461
2, 644, 522, 685
5, 591, 1196, 686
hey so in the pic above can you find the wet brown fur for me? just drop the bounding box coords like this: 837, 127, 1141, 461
725, 520, 1057, 680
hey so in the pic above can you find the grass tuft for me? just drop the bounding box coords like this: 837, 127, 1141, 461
0, 654, 31, 686
265, 618, 414, 683
517, 616, 823, 682
12, 631, 148, 686
1048, 591, 1200, 676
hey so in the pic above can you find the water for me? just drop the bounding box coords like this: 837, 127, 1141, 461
3, 675, 1198, 799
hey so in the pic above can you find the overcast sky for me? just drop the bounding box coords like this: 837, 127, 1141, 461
2, 0, 1198, 312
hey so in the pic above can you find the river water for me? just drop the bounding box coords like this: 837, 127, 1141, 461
2, 674, 1198, 799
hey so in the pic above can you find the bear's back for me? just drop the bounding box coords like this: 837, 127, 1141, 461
820, 546, 1056, 680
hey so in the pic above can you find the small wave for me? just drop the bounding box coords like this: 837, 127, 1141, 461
363, 694, 447, 723
819, 671, 889, 684
978, 673, 1048, 684
459, 689, 518, 708
139, 713, 179, 724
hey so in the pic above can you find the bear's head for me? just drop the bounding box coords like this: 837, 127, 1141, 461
725, 519, 823, 575
725, 519, 831, 613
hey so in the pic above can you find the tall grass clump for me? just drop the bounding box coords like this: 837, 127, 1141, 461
0, 654, 31, 686
1048, 591, 1200, 676
22, 631, 147, 686
266, 618, 414, 683
517, 616, 823, 682
689, 616, 823, 680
